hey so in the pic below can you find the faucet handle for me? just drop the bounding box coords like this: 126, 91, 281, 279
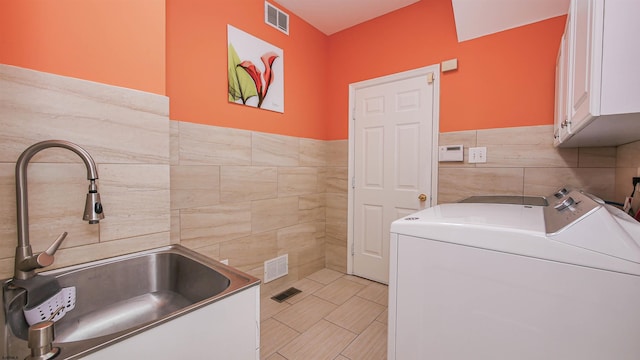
35, 232, 68, 268
18, 232, 68, 272
45, 232, 67, 256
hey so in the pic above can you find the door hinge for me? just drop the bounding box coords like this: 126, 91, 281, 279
351, 242, 355, 256
427, 72, 434, 84
351, 177, 355, 189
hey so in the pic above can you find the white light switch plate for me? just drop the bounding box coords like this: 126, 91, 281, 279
469, 147, 487, 163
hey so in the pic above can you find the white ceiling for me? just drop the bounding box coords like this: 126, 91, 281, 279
452, 0, 570, 42
273, 0, 420, 35
273, 0, 570, 40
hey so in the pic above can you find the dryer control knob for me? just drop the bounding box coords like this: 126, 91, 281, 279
554, 196, 575, 211
554, 188, 569, 198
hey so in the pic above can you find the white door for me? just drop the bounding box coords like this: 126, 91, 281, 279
350, 68, 439, 284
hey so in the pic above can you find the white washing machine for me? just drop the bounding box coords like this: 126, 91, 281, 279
388, 188, 640, 360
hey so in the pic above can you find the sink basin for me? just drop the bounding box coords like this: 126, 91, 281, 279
2, 245, 260, 359
54, 249, 232, 343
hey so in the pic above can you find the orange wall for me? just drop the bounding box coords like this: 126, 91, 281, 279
326, 0, 566, 139
166, 0, 330, 139
0, 0, 165, 95
1, 0, 564, 141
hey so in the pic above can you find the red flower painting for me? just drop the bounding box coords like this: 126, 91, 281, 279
237, 52, 278, 108
227, 25, 283, 112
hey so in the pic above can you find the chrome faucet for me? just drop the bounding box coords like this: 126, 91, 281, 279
14, 140, 104, 280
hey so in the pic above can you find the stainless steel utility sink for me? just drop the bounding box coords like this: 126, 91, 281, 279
2, 245, 260, 359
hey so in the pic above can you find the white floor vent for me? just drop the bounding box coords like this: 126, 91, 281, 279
265, 1, 289, 35
264, 254, 288, 283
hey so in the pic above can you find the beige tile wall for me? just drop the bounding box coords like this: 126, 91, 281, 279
615, 140, 640, 201
438, 125, 617, 203
171, 121, 329, 294
0, 65, 171, 279
325, 140, 349, 273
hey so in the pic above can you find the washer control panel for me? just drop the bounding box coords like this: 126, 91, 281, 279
544, 187, 601, 234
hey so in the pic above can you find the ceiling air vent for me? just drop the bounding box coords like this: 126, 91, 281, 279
265, 1, 289, 35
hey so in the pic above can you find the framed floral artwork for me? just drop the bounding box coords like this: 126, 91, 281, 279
227, 25, 284, 113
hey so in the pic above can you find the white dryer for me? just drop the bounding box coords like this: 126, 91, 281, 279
388, 188, 640, 360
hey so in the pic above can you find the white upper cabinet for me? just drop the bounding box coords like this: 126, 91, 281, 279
554, 0, 640, 147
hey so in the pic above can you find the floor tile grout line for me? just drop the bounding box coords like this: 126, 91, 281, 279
342, 273, 388, 286
262, 321, 301, 360
324, 314, 381, 338
337, 321, 387, 360
261, 303, 290, 320
266, 278, 319, 299
335, 321, 366, 360
262, 270, 389, 360
269, 294, 365, 358
267, 317, 301, 336
324, 298, 386, 331
323, 290, 384, 359
270, 317, 357, 359
282, 280, 325, 305
267, 274, 335, 302
353, 293, 388, 307
323, 316, 359, 335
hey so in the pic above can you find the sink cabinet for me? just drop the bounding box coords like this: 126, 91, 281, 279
82, 285, 259, 359
554, 0, 640, 147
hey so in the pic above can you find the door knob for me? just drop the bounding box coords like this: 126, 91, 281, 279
418, 194, 427, 202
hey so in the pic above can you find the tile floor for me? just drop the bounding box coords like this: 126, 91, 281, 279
260, 268, 388, 360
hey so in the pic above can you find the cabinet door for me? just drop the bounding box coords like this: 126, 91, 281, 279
554, 38, 564, 144
600, 0, 640, 114
554, 31, 570, 145
569, 0, 602, 132
560, 30, 571, 139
